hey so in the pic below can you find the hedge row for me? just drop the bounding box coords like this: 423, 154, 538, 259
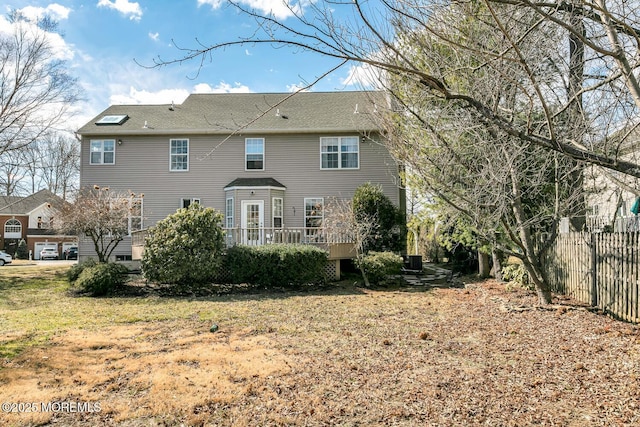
225, 244, 328, 288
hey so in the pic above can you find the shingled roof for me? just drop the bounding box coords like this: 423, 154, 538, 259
0, 189, 65, 215
77, 91, 385, 136
224, 177, 286, 190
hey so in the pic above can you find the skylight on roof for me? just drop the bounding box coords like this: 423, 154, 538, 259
95, 115, 129, 125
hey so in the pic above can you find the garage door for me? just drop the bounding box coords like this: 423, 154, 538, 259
34, 242, 57, 260
62, 242, 77, 253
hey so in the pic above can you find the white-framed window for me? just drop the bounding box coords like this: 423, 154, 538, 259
245, 138, 264, 170
320, 136, 359, 169
304, 198, 324, 237
129, 197, 143, 234
4, 218, 22, 234
181, 198, 200, 209
273, 197, 283, 228
90, 139, 115, 165
170, 139, 189, 171
226, 197, 234, 228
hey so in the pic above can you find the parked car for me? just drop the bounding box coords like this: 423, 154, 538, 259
0, 250, 12, 266
40, 247, 59, 260
64, 246, 78, 260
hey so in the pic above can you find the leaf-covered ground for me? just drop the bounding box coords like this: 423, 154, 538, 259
1, 275, 639, 426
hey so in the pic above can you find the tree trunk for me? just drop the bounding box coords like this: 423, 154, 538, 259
478, 250, 490, 278
491, 249, 504, 282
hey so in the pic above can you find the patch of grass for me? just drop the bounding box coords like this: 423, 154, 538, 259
1, 265, 639, 426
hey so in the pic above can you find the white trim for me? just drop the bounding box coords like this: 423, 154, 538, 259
223, 185, 286, 191
169, 138, 189, 172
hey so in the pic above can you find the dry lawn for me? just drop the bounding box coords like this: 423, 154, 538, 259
1, 265, 639, 426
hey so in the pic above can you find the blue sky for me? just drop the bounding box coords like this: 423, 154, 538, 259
1, 0, 368, 131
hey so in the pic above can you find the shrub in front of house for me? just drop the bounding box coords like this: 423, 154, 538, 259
226, 244, 328, 288
352, 182, 407, 253
142, 204, 225, 285
16, 239, 28, 260
74, 262, 129, 296
357, 251, 404, 285
67, 258, 98, 283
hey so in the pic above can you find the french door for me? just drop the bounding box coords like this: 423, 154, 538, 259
241, 200, 264, 245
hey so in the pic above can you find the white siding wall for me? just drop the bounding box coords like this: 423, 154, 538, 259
80, 132, 401, 258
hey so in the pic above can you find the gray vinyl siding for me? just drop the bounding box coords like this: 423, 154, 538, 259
80, 132, 400, 257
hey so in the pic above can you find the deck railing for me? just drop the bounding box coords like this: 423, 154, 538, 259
131, 227, 353, 248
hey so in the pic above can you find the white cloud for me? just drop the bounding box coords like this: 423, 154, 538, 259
148, 32, 159, 41
97, 0, 143, 22
198, 0, 301, 20
0, 14, 74, 61
340, 63, 381, 89
109, 87, 190, 105
107, 82, 252, 106
16, 4, 72, 21
286, 82, 310, 92
193, 82, 252, 93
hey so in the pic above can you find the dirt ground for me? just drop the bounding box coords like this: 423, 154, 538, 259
1, 278, 639, 426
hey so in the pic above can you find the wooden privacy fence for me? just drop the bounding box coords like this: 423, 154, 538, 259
544, 232, 640, 323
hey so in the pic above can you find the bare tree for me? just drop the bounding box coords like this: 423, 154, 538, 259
324, 197, 377, 287
0, 11, 80, 157
0, 153, 25, 195
0, 131, 79, 198
57, 186, 142, 263
150, 0, 640, 179
37, 133, 80, 200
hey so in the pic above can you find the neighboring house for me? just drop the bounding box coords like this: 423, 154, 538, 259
585, 168, 640, 232
0, 189, 78, 259
76, 91, 405, 277
584, 129, 640, 233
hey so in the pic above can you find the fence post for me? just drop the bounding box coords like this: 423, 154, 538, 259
591, 233, 598, 307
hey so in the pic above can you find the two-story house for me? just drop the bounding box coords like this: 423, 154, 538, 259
0, 189, 78, 259
76, 91, 405, 277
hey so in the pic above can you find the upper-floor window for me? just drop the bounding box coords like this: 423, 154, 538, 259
245, 138, 264, 170
90, 140, 115, 165
4, 218, 21, 234
320, 137, 359, 169
170, 139, 189, 171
